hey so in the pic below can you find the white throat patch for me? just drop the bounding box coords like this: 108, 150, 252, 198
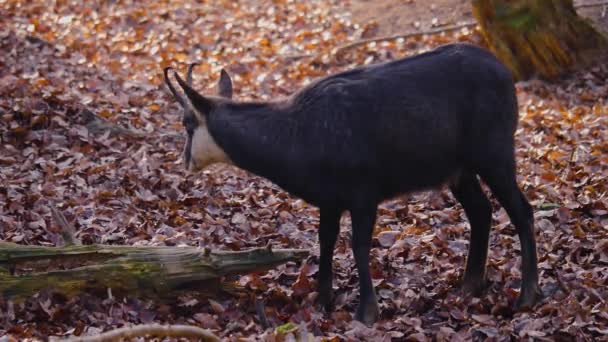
188, 124, 232, 171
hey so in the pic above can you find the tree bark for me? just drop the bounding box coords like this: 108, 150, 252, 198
473, 0, 607, 80
0, 242, 308, 300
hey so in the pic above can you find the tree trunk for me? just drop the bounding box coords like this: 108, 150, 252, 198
0, 242, 308, 300
472, 0, 607, 80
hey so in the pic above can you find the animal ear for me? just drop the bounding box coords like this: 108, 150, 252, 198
174, 70, 215, 115
217, 69, 233, 99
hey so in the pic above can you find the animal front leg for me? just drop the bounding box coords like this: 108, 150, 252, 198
350, 202, 379, 325
317, 207, 342, 312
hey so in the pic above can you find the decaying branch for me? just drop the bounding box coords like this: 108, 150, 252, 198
79, 108, 143, 139
50, 204, 81, 246
575, 0, 608, 9
62, 324, 219, 342
0, 242, 308, 300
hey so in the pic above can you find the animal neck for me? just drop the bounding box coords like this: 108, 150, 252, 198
207, 101, 295, 181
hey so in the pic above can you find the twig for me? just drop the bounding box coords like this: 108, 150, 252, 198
255, 297, 270, 329
335, 21, 477, 55
280, 53, 314, 61
50, 205, 81, 246
61, 324, 219, 342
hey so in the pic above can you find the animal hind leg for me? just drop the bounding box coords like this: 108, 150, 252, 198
479, 160, 542, 309
350, 200, 379, 325
449, 171, 492, 296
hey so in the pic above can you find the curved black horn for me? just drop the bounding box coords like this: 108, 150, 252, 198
163, 67, 187, 108
174, 69, 214, 114
186, 62, 199, 86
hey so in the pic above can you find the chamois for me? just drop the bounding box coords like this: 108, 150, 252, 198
164, 43, 542, 324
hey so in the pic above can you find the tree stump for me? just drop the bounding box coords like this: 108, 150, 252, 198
473, 0, 607, 80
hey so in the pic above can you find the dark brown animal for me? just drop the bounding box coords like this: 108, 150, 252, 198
164, 43, 542, 324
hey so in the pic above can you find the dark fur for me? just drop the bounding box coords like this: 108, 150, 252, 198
174, 43, 541, 323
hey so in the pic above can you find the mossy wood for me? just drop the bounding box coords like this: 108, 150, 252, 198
473, 0, 606, 80
0, 242, 308, 300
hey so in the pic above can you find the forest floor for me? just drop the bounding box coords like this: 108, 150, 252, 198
1, 0, 608, 340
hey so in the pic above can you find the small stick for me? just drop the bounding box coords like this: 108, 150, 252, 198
50, 205, 81, 246
255, 297, 270, 329
61, 324, 219, 342
335, 21, 477, 55
280, 53, 314, 61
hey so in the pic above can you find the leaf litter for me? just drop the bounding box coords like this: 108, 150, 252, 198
1, 0, 607, 340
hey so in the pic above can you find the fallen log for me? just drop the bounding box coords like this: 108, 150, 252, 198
0, 242, 308, 300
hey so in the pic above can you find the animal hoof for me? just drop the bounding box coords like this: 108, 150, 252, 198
461, 277, 487, 297
355, 299, 379, 326
317, 292, 333, 313
515, 285, 543, 310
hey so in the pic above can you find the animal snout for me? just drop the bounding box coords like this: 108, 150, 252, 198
182, 154, 199, 173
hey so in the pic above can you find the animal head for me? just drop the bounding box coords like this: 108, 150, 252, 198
163, 64, 234, 172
